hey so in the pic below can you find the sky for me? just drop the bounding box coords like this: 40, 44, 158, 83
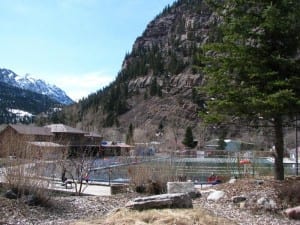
0, 0, 176, 102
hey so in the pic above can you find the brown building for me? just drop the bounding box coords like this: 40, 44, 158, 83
0, 124, 102, 158
44, 124, 103, 156
100, 141, 134, 157
0, 124, 54, 158
45, 124, 88, 146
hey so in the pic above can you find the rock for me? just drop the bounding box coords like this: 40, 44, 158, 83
240, 201, 246, 208
167, 181, 194, 193
232, 196, 246, 203
190, 191, 202, 199
228, 178, 237, 184
207, 190, 225, 202
125, 193, 193, 210
256, 180, 264, 185
4, 190, 18, 199
257, 197, 277, 210
167, 181, 201, 198
284, 206, 300, 220
24, 194, 39, 206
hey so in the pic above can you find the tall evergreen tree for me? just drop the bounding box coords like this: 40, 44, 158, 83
182, 126, 197, 148
200, 0, 300, 180
150, 77, 158, 96
126, 123, 134, 145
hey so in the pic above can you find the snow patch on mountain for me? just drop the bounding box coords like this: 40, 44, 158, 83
0, 68, 74, 105
7, 108, 33, 117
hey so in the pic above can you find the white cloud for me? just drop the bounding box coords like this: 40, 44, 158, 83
46, 71, 115, 102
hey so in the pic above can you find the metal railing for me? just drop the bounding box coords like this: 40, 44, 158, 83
86, 151, 296, 183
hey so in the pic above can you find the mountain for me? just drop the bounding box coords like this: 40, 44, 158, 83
0, 68, 74, 105
0, 81, 61, 124
50, 0, 289, 150
50, 0, 214, 142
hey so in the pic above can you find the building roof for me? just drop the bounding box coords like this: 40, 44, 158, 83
0, 124, 7, 133
85, 132, 102, 138
205, 139, 255, 151
101, 141, 134, 148
8, 124, 53, 136
44, 124, 87, 134
28, 141, 64, 147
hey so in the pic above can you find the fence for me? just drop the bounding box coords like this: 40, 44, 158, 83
87, 150, 297, 183
163, 150, 296, 181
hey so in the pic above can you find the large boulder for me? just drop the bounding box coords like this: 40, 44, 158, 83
257, 197, 277, 210
284, 206, 300, 220
125, 193, 193, 210
167, 182, 201, 198
207, 190, 225, 202
228, 177, 237, 184
167, 181, 195, 193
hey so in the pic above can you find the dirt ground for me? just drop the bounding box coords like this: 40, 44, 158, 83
73, 176, 300, 225
1, 176, 300, 225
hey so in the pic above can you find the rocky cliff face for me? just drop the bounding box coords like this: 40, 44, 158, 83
117, 0, 212, 127
131, 1, 211, 52
59, 0, 216, 144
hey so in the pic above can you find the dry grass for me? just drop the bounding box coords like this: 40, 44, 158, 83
73, 207, 236, 225
127, 161, 177, 194
1, 134, 55, 206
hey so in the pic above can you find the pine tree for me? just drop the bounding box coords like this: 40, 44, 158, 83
126, 123, 134, 145
182, 126, 197, 148
200, 0, 300, 180
150, 77, 158, 96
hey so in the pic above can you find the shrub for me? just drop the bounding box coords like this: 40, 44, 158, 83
1, 136, 54, 207
4, 165, 53, 207
128, 162, 176, 195
277, 179, 300, 207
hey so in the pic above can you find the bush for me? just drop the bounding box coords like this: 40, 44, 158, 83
277, 179, 300, 207
2, 182, 53, 207
128, 162, 176, 195
2, 152, 54, 207
3, 180, 52, 207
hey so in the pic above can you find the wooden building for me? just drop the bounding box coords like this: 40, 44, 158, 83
44, 124, 102, 156
0, 124, 54, 158
100, 141, 134, 157
0, 124, 103, 158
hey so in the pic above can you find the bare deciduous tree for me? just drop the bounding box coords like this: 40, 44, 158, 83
58, 147, 96, 196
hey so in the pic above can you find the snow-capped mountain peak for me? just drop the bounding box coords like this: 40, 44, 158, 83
0, 68, 74, 105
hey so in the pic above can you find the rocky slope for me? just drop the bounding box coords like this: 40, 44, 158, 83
57, 0, 217, 142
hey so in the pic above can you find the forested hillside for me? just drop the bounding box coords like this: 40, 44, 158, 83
0, 82, 60, 124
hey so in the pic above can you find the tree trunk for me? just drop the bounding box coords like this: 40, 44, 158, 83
273, 116, 285, 180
